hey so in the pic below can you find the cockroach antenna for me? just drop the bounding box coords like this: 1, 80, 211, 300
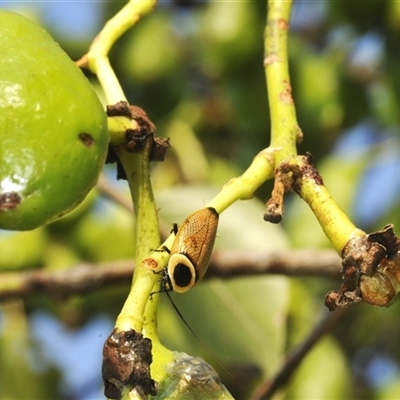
163, 289, 231, 377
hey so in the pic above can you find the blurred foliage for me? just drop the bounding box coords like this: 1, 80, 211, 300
2, 1, 400, 399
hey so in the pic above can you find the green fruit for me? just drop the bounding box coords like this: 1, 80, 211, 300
0, 10, 108, 230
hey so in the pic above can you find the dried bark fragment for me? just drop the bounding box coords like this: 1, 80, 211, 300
106, 101, 170, 179
102, 329, 157, 399
264, 153, 322, 223
150, 136, 170, 162
325, 225, 400, 311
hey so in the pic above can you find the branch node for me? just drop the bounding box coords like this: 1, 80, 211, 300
106, 101, 170, 179
102, 329, 158, 399
325, 225, 400, 311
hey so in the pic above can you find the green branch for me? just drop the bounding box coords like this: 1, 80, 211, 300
262, 0, 365, 254
78, 0, 156, 104
264, 0, 298, 162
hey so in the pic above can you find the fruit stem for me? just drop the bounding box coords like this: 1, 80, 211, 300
81, 0, 156, 104
113, 142, 161, 332
206, 148, 276, 213
201, 0, 365, 257
256, 0, 363, 255
82, 0, 160, 334
264, 0, 299, 164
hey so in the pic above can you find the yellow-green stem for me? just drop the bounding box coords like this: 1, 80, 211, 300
264, 0, 298, 163
107, 115, 139, 142
207, 149, 275, 213
299, 173, 365, 254
85, 0, 156, 104
114, 146, 161, 332
93, 58, 126, 105
84, 0, 159, 334
264, 0, 365, 255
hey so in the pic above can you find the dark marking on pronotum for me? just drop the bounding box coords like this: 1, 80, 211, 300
0, 192, 21, 210
79, 133, 94, 147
